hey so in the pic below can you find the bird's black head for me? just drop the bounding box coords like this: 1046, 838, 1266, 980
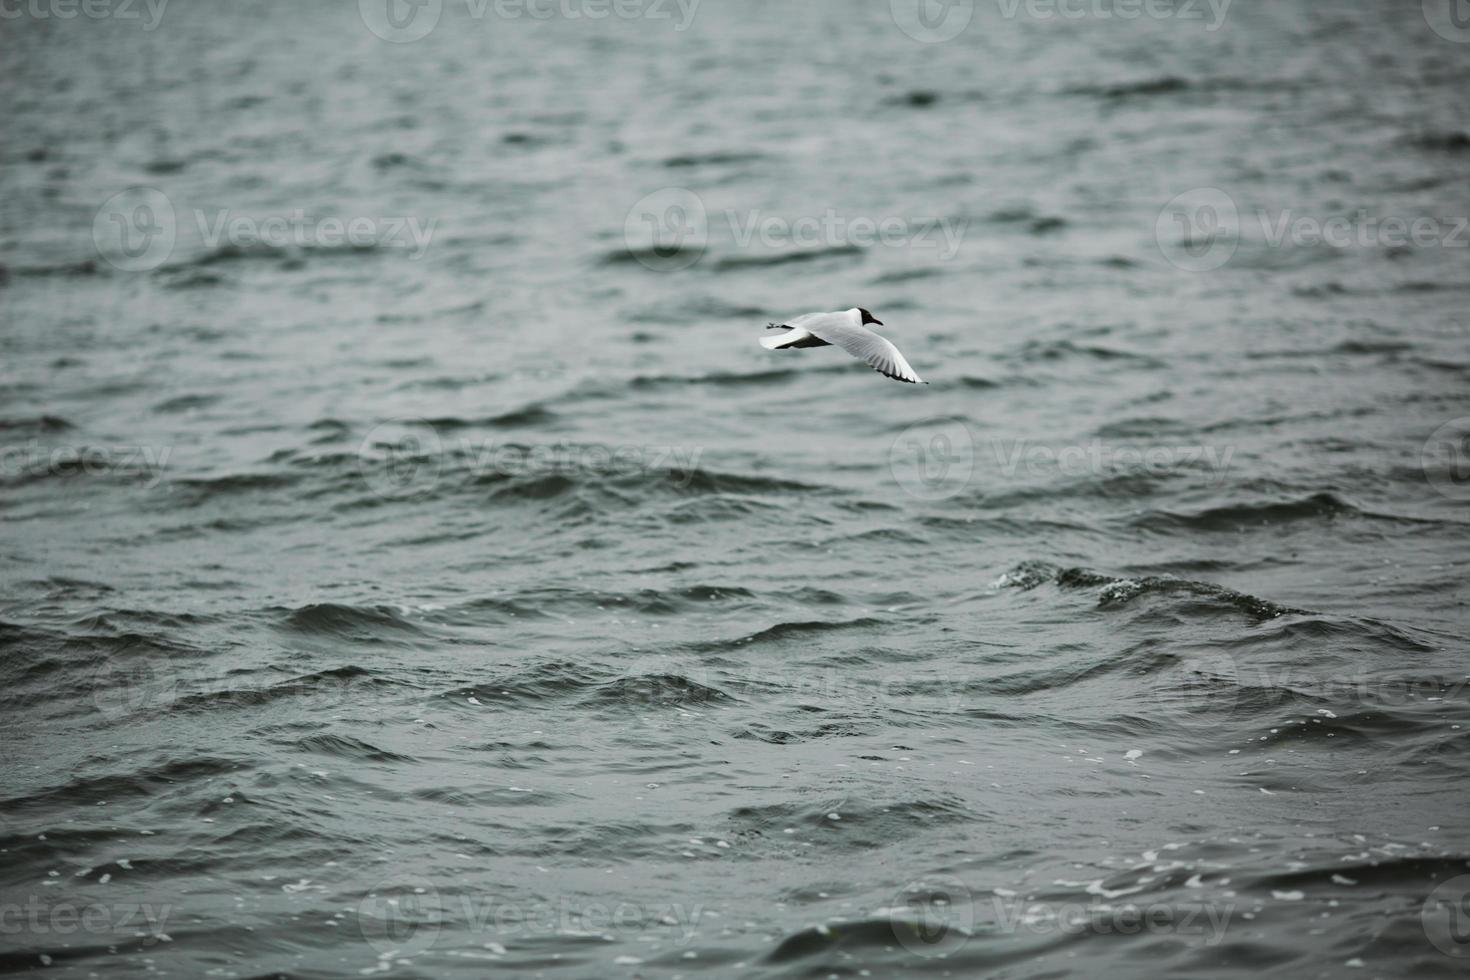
858, 308, 883, 327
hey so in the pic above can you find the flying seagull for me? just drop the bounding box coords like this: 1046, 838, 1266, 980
760, 308, 927, 384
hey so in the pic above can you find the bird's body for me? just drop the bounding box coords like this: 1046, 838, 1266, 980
760, 308, 926, 384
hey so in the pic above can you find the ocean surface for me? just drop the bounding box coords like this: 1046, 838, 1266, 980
3, 1, 1470, 976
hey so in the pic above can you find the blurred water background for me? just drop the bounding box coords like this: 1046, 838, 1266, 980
3, 0, 1470, 976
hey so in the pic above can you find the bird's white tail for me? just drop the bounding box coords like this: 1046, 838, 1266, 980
761, 328, 811, 350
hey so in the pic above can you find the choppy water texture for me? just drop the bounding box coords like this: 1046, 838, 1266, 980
3, 1, 1470, 977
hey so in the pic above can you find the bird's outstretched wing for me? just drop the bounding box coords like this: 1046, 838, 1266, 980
802, 312, 926, 384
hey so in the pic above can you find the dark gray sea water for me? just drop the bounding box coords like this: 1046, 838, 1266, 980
3, 1, 1470, 976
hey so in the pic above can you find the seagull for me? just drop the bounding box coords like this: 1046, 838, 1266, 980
760, 308, 927, 384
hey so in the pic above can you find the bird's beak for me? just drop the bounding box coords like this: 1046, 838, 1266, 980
873, 319, 884, 326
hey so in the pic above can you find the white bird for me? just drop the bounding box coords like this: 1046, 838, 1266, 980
760, 308, 927, 384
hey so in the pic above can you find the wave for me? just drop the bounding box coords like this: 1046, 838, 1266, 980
997, 560, 1307, 620
294, 733, 414, 763
713, 244, 864, 270
274, 603, 430, 641
600, 244, 702, 267
443, 584, 776, 626
882, 89, 941, 108
582, 673, 736, 708
0, 258, 104, 281
164, 239, 385, 272
983, 204, 1070, 235
734, 721, 870, 743
662, 150, 769, 168
450, 661, 610, 705
741, 617, 886, 644
1092, 416, 1197, 439
154, 393, 222, 414
1128, 491, 1360, 532
0, 414, 73, 432
422, 405, 558, 429
1251, 854, 1470, 894
474, 462, 830, 498
171, 472, 301, 502
623, 367, 823, 389
627, 296, 768, 323
1065, 75, 1192, 100
1235, 612, 1443, 655
168, 665, 403, 714
1409, 130, 1470, 153
1004, 338, 1161, 365
868, 266, 945, 284
500, 130, 557, 148
1, 755, 241, 811
1243, 339, 1414, 360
